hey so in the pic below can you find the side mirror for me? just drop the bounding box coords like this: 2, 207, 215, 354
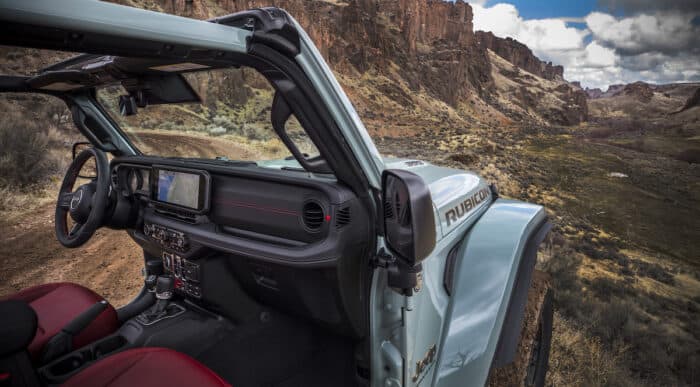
118, 95, 138, 116
382, 169, 436, 266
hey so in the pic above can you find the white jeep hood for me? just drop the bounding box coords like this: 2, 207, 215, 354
383, 158, 493, 239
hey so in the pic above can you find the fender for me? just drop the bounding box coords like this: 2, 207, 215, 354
432, 199, 547, 387
491, 219, 551, 368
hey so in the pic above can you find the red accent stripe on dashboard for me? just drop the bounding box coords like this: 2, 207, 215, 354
214, 199, 300, 216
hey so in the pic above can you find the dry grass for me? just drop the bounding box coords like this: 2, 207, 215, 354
548, 313, 635, 387
0, 95, 77, 198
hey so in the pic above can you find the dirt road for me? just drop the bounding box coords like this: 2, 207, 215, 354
0, 202, 142, 307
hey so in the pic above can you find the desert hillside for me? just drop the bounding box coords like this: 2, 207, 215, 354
1, 1, 699, 386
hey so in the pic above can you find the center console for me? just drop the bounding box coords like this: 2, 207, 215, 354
39, 335, 128, 384
144, 222, 189, 252
162, 251, 202, 299
38, 269, 213, 385
143, 220, 202, 299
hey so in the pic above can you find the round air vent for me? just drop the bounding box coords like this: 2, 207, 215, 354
302, 201, 325, 231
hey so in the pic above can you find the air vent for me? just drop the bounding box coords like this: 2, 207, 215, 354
336, 206, 351, 228
302, 201, 324, 231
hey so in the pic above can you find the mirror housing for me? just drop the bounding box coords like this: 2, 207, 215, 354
382, 169, 436, 266
118, 95, 138, 116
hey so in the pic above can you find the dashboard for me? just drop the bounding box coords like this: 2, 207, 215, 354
110, 156, 372, 336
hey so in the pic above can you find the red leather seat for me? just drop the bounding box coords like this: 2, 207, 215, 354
61, 347, 230, 387
2, 283, 119, 361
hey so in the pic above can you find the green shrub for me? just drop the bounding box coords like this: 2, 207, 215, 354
0, 111, 56, 188
634, 260, 675, 285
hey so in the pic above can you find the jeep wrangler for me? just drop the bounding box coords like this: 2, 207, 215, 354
0, 1, 553, 386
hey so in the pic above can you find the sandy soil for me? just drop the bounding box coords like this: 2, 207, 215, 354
0, 202, 143, 307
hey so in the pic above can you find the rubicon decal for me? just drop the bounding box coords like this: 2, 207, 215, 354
445, 188, 490, 226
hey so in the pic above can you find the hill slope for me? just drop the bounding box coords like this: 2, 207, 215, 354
107, 0, 587, 133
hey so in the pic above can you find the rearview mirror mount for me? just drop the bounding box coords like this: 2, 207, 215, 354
118, 95, 137, 116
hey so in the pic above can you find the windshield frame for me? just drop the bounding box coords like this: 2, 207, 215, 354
93, 65, 329, 171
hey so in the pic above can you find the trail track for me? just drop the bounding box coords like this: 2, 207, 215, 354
0, 202, 142, 307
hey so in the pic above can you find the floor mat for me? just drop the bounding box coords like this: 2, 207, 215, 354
195, 310, 356, 387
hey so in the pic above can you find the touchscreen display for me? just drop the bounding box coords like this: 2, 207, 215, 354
157, 170, 201, 209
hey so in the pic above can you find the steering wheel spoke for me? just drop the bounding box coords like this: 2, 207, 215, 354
58, 192, 74, 210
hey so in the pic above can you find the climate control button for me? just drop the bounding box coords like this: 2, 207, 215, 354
144, 222, 189, 253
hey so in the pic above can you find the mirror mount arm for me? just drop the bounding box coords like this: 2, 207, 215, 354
370, 247, 396, 269
371, 248, 422, 296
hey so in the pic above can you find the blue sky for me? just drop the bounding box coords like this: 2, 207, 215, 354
488, 0, 599, 19
469, 0, 700, 88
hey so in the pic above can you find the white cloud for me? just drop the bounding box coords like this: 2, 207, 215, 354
586, 11, 699, 55
472, 4, 586, 52
472, 3, 700, 89
597, 0, 700, 15
582, 41, 617, 68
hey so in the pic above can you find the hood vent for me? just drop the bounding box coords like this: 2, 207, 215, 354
302, 201, 324, 231
336, 206, 351, 228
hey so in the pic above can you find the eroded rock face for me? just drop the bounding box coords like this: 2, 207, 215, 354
475, 31, 564, 80
603, 84, 625, 98
622, 81, 654, 103
114, 0, 584, 125
678, 87, 700, 112
147, 0, 491, 106
585, 88, 604, 99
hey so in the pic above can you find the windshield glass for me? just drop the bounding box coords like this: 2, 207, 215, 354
97, 67, 319, 166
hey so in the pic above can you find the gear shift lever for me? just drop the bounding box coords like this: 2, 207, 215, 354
154, 275, 174, 313
136, 275, 182, 325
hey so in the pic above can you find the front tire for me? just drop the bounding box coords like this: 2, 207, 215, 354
525, 287, 553, 387
487, 271, 553, 387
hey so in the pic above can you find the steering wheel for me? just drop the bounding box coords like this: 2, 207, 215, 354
55, 147, 111, 248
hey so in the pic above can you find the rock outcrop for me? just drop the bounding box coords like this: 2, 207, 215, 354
677, 87, 700, 113
475, 31, 563, 80
603, 84, 625, 98
622, 81, 654, 103
113, 0, 585, 125
585, 87, 604, 99
143, 0, 493, 106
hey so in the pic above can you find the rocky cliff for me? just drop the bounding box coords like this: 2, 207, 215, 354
621, 81, 654, 102
677, 87, 700, 113
475, 31, 564, 80
112, 0, 586, 128
585, 87, 604, 99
